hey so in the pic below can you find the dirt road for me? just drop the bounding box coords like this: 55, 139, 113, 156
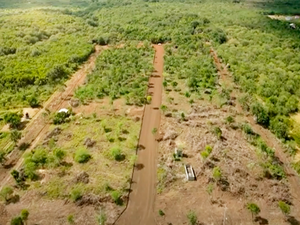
0, 45, 105, 190
115, 45, 164, 225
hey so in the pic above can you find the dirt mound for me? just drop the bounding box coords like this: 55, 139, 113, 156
84, 138, 96, 148
74, 172, 89, 184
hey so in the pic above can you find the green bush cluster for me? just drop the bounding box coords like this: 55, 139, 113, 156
75, 44, 154, 105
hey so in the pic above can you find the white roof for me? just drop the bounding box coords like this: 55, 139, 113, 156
58, 108, 69, 113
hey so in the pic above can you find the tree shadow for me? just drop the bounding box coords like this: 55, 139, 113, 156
135, 163, 144, 170
255, 216, 269, 225
138, 144, 146, 150
287, 216, 300, 225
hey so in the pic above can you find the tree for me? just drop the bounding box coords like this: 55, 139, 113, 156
247, 203, 260, 220
10, 217, 23, 225
20, 209, 29, 223
251, 102, 269, 127
270, 116, 289, 140
187, 211, 197, 225
278, 201, 290, 215
27, 96, 39, 108
4, 112, 21, 129
0, 186, 13, 203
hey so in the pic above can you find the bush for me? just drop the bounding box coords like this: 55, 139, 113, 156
0, 186, 13, 203
74, 148, 91, 163
213, 127, 222, 139
70, 188, 82, 202
110, 146, 125, 161
225, 116, 234, 124
250, 102, 269, 127
278, 201, 290, 215
111, 190, 123, 205
19, 142, 30, 151
187, 211, 197, 225
27, 96, 39, 108
213, 167, 222, 180
269, 116, 290, 140
53, 112, 70, 125
20, 209, 29, 221
158, 209, 165, 216
4, 112, 21, 129
10, 217, 23, 225
247, 203, 260, 217
242, 123, 254, 135
11, 130, 21, 143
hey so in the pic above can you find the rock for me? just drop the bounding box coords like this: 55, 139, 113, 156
134, 116, 140, 122
163, 130, 178, 141
84, 138, 96, 148
69, 98, 80, 108
165, 112, 172, 117
74, 172, 89, 184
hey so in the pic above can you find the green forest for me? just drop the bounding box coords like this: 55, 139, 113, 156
0, 0, 300, 170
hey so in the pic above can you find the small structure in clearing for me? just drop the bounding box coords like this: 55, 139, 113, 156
184, 164, 196, 181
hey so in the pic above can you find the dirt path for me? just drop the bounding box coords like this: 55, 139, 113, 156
0, 45, 105, 190
115, 45, 164, 225
210, 47, 300, 204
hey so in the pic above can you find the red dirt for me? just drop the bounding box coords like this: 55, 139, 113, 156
211, 47, 300, 210
115, 45, 164, 225
0, 45, 105, 190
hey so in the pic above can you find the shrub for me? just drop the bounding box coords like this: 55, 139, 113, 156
110, 146, 125, 161
27, 96, 39, 107
200, 151, 209, 159
213, 167, 222, 180
11, 130, 21, 143
269, 116, 290, 140
111, 190, 123, 205
250, 102, 269, 127
67, 214, 74, 224
247, 203, 260, 218
242, 123, 254, 135
10, 217, 23, 225
53, 112, 70, 125
74, 148, 91, 163
213, 127, 222, 139
187, 211, 197, 225
0, 186, 13, 203
158, 209, 165, 216
152, 128, 158, 134
278, 201, 290, 215
70, 187, 82, 202
20, 209, 29, 221
225, 116, 234, 124
19, 142, 30, 151
4, 112, 21, 129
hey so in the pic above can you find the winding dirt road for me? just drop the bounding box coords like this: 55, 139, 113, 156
115, 45, 164, 225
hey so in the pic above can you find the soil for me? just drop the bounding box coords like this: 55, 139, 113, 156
115, 45, 164, 225
152, 47, 300, 225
